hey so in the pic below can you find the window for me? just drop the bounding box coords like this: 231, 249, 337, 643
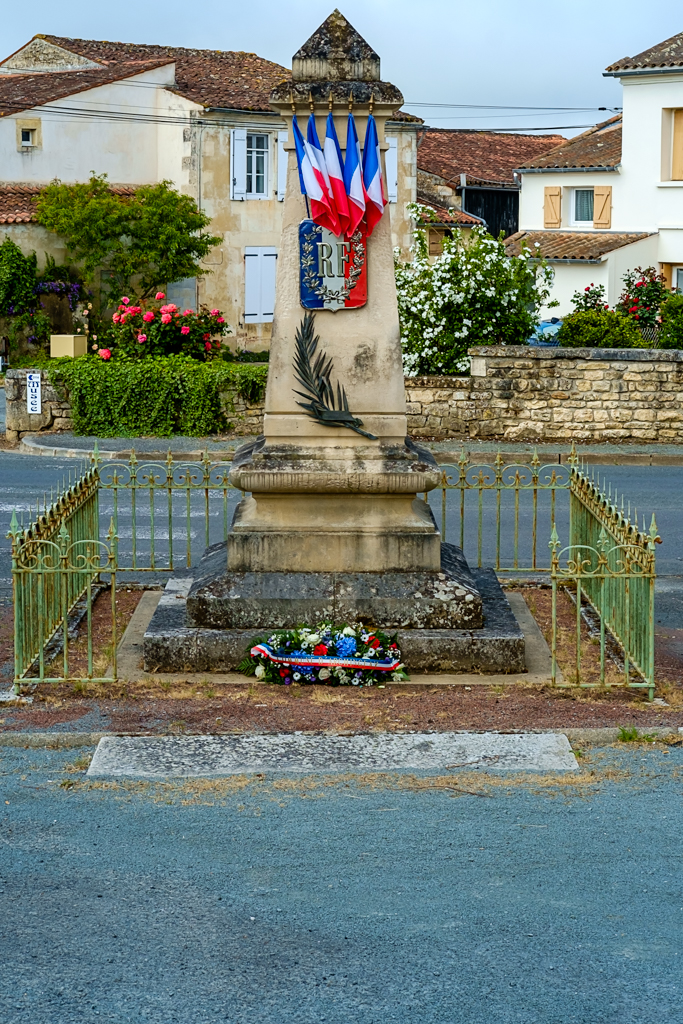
244, 247, 277, 323
16, 119, 41, 151
385, 137, 398, 203
231, 129, 271, 200
246, 134, 268, 196
21, 128, 35, 147
572, 189, 594, 225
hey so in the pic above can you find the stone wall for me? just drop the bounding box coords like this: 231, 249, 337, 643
7, 348, 683, 443
4, 369, 73, 441
406, 347, 683, 443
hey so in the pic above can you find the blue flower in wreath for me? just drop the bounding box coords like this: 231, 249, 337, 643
335, 636, 357, 657
290, 649, 310, 672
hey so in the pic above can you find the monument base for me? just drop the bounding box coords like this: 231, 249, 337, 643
142, 555, 525, 676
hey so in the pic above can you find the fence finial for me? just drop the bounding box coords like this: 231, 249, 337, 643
91, 440, 101, 469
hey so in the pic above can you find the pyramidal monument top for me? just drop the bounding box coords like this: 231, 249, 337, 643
292, 9, 380, 82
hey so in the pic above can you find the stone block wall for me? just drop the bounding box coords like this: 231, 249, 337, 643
4, 369, 73, 442
405, 347, 683, 443
7, 349, 683, 443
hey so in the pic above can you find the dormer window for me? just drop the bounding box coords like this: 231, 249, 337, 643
21, 128, 35, 147
571, 188, 594, 226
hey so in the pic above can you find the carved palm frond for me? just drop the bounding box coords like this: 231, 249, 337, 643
292, 313, 377, 440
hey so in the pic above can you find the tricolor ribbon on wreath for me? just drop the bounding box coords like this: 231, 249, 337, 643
292, 112, 386, 239
250, 643, 402, 673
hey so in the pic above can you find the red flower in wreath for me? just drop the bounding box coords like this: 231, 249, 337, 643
313, 644, 328, 655
367, 636, 381, 649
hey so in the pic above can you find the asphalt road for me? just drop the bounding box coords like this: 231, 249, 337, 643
2, 453, 681, 627
1, 742, 681, 1024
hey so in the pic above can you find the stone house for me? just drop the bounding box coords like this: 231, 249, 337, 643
0, 28, 420, 350
509, 29, 683, 315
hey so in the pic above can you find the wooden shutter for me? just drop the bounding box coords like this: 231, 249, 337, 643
385, 136, 398, 203
673, 111, 683, 180
428, 229, 444, 256
543, 186, 561, 228
277, 130, 288, 201
244, 247, 277, 323
230, 128, 247, 200
593, 185, 612, 228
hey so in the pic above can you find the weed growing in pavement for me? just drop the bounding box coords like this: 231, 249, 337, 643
64, 753, 93, 773
618, 726, 657, 743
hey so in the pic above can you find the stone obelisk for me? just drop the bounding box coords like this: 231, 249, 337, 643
228, 10, 442, 576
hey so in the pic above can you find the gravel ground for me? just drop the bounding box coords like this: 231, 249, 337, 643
1, 742, 682, 1024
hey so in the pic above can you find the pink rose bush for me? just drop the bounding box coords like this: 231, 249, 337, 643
107, 297, 231, 359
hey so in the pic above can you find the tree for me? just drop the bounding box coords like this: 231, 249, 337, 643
395, 206, 553, 376
35, 174, 221, 306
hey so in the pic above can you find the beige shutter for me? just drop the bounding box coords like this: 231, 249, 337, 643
593, 185, 612, 228
673, 110, 683, 180
543, 186, 561, 228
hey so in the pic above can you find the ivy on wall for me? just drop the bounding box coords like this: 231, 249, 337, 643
47, 357, 268, 437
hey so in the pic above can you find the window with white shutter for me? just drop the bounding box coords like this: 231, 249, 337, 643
230, 128, 247, 200
385, 137, 398, 203
277, 130, 288, 201
244, 247, 278, 323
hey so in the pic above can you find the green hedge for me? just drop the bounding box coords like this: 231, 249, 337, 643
557, 309, 647, 349
48, 355, 267, 437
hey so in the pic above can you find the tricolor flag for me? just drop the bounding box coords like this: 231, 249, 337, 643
306, 114, 340, 235
343, 112, 366, 237
324, 112, 350, 237
362, 113, 386, 236
292, 115, 337, 234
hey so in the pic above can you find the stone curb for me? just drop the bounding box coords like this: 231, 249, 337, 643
12, 433, 683, 466
1, 727, 681, 749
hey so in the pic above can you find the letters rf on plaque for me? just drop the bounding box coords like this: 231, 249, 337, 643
299, 219, 367, 311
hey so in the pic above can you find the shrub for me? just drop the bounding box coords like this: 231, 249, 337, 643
571, 282, 608, 311
615, 266, 667, 327
658, 293, 683, 349
395, 206, 553, 375
557, 309, 645, 349
48, 356, 267, 437
104, 294, 230, 360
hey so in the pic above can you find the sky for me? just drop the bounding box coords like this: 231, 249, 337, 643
2, 1, 683, 136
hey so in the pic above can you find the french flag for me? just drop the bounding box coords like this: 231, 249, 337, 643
362, 113, 386, 236
343, 112, 366, 237
292, 115, 337, 234
324, 112, 350, 237
306, 114, 341, 236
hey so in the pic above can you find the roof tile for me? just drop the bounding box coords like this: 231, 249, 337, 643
504, 230, 652, 261
0, 182, 138, 223
518, 116, 622, 170
417, 129, 566, 187
606, 31, 683, 72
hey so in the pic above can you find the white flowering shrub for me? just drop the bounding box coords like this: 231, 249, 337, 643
395, 205, 553, 376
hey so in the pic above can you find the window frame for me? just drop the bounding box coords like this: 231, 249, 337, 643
570, 187, 595, 227
245, 132, 270, 200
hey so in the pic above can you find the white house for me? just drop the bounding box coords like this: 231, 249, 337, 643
508, 30, 683, 316
0, 18, 419, 349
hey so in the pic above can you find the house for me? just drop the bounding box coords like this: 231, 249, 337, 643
509, 29, 683, 315
0, 19, 419, 350
415, 128, 566, 249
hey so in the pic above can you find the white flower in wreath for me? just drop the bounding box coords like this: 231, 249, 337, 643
342, 626, 356, 636
318, 668, 331, 680
365, 648, 374, 658
308, 634, 321, 645
255, 664, 265, 679
293, 673, 301, 681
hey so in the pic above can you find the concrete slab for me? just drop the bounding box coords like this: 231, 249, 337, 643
87, 731, 579, 778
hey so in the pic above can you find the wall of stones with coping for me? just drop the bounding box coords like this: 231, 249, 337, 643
6, 348, 683, 443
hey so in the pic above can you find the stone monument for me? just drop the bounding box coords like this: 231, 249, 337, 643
143, 11, 524, 674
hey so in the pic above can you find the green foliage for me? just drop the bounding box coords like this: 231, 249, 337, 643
615, 266, 667, 327
557, 309, 645, 349
571, 282, 608, 311
106, 296, 230, 360
395, 206, 553, 375
48, 356, 268, 437
658, 293, 683, 349
35, 174, 221, 306
0, 237, 38, 315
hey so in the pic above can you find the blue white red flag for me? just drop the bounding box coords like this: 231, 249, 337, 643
343, 112, 366, 236
306, 114, 340, 235
362, 113, 386, 236
292, 115, 336, 233
324, 113, 350, 237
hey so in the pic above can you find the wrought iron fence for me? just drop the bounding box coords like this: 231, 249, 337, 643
6, 444, 658, 695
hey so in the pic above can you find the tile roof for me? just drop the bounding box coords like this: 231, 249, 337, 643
606, 31, 683, 72
0, 182, 138, 223
518, 116, 622, 170
504, 230, 652, 261
0, 34, 291, 114
416, 186, 484, 227
417, 129, 566, 187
